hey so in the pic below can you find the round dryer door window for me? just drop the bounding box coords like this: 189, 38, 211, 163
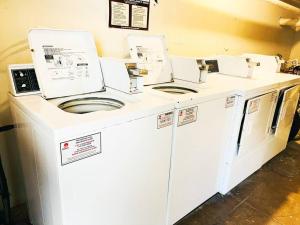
58, 97, 125, 114
152, 86, 198, 95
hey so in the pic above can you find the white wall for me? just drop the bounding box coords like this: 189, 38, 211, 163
290, 32, 300, 60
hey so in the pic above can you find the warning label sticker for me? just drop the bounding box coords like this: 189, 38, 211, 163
248, 99, 260, 114
178, 106, 198, 127
60, 133, 101, 166
225, 96, 236, 108
157, 111, 174, 129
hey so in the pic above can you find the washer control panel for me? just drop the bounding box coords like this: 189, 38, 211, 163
8, 64, 41, 96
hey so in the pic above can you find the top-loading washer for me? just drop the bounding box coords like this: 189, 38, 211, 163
101, 36, 241, 225
9, 29, 176, 225
242, 54, 300, 164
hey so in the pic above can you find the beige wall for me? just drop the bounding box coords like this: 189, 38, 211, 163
0, 0, 299, 206
290, 32, 300, 60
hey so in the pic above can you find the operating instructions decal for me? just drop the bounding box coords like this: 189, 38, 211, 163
60, 133, 102, 166
109, 0, 150, 30
178, 106, 198, 127
131, 43, 166, 79
157, 111, 174, 129
42, 45, 90, 81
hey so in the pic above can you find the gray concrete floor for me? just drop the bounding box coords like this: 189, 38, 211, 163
8, 140, 300, 225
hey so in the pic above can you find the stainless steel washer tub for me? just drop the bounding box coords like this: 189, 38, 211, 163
152, 86, 198, 95
58, 97, 125, 114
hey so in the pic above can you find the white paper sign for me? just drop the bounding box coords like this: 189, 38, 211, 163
132, 5, 148, 28
178, 106, 198, 127
157, 111, 174, 129
111, 2, 130, 26
109, 0, 150, 30
60, 133, 101, 166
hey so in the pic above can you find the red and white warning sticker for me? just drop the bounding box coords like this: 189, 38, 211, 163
157, 111, 174, 129
178, 106, 198, 127
60, 133, 101, 166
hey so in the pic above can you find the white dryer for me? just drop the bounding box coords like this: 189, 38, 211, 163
243, 54, 300, 164
101, 36, 239, 225
9, 29, 175, 225
198, 56, 281, 194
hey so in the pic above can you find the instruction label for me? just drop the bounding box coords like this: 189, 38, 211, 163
42, 46, 89, 81
225, 96, 236, 108
60, 133, 101, 166
131, 5, 148, 28
178, 106, 198, 127
157, 111, 174, 129
248, 99, 260, 114
129, 38, 168, 85
110, 1, 130, 26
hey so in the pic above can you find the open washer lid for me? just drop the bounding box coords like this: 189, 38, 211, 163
127, 34, 173, 85
28, 29, 104, 99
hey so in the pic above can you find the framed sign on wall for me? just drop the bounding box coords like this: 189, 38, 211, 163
109, 0, 150, 30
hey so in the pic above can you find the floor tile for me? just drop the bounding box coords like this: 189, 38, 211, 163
270, 192, 300, 225
222, 202, 281, 225
177, 194, 241, 225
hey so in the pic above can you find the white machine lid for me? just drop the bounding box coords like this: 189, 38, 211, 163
28, 29, 104, 99
127, 34, 173, 85
214, 55, 254, 78
243, 53, 281, 74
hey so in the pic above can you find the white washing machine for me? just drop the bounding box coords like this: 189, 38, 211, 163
193, 56, 283, 195
101, 36, 240, 225
9, 29, 176, 225
242, 54, 300, 164
155, 80, 238, 225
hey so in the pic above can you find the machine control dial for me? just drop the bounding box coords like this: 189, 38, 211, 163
11, 68, 40, 94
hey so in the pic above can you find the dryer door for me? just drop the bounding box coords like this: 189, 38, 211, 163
237, 91, 278, 156
273, 85, 300, 150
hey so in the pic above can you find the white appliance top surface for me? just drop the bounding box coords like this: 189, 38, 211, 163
144, 79, 236, 108
28, 29, 104, 99
207, 73, 279, 97
127, 34, 173, 85
10, 88, 175, 132
251, 72, 300, 88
